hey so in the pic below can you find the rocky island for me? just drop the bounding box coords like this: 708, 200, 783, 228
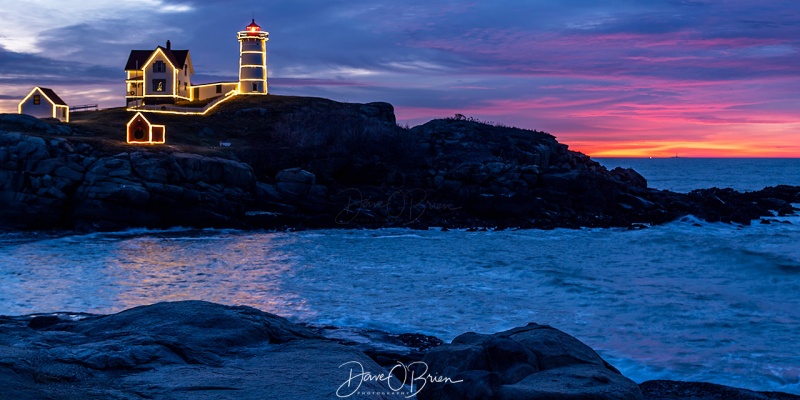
1, 95, 798, 232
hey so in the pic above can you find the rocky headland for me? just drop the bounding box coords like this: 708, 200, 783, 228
1, 301, 797, 400
1, 94, 798, 231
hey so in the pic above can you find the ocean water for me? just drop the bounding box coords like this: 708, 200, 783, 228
1, 159, 799, 394
596, 158, 800, 193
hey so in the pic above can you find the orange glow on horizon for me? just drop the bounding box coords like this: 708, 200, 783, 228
564, 122, 800, 158
570, 139, 800, 158
396, 104, 800, 158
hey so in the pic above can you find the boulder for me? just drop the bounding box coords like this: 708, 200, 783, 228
498, 364, 643, 400
0, 113, 53, 132
618, 193, 655, 210
540, 170, 583, 194
58, 301, 316, 352
12, 135, 49, 163
276, 167, 316, 198
417, 323, 643, 400
173, 152, 255, 188
360, 102, 397, 124
611, 167, 648, 189
277, 168, 315, 185
130, 151, 175, 183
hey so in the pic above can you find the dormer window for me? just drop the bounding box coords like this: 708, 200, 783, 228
153, 61, 166, 73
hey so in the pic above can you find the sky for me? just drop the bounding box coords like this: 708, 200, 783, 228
0, 0, 799, 157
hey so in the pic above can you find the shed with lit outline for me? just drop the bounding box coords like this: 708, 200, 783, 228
127, 112, 166, 144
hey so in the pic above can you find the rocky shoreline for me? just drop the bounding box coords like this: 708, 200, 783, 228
1, 301, 797, 400
1, 100, 799, 232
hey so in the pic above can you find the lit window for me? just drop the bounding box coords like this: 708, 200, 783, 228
153, 79, 166, 92
33, 95, 41, 105
153, 61, 166, 73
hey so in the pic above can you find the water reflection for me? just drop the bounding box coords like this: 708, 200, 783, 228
0, 230, 314, 319
108, 232, 315, 319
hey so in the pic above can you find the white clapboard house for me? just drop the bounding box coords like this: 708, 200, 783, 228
18, 87, 69, 122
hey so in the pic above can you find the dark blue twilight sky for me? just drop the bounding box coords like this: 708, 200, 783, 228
1, 0, 799, 156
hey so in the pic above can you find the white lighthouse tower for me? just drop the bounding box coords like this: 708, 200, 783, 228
238, 19, 269, 94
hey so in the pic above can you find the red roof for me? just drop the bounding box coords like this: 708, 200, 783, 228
37, 87, 68, 106
247, 19, 261, 31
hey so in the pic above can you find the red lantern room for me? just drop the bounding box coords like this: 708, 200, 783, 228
246, 19, 261, 35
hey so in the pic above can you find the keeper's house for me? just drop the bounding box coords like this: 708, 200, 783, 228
124, 40, 195, 107
18, 87, 69, 122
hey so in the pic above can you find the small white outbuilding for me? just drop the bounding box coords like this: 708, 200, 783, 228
18, 87, 69, 123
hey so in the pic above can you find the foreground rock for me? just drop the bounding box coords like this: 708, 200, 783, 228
1, 301, 797, 399
0, 301, 392, 400
417, 323, 643, 400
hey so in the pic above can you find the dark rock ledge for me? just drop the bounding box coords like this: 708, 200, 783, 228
1, 301, 797, 399
2, 105, 799, 232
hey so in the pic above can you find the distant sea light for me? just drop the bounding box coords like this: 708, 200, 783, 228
595, 158, 800, 193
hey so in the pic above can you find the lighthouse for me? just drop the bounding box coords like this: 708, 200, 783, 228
238, 19, 269, 94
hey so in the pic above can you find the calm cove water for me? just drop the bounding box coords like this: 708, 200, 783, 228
1, 159, 799, 394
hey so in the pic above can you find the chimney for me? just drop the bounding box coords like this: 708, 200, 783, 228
166, 40, 171, 50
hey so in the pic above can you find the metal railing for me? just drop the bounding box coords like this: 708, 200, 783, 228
69, 104, 99, 112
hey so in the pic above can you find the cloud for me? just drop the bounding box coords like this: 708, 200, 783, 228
158, 3, 194, 13
0, 0, 195, 53
271, 77, 369, 87
0, 49, 119, 84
